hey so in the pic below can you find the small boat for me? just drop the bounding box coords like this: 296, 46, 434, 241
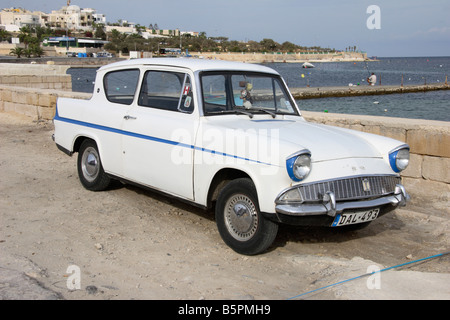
302, 62, 315, 68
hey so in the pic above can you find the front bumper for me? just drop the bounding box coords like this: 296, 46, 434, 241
270, 183, 409, 227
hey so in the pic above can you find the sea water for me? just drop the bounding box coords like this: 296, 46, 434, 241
270, 56, 450, 122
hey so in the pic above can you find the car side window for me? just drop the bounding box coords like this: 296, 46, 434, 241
138, 70, 194, 113
104, 69, 140, 105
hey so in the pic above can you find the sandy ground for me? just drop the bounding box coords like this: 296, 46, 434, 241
0, 111, 449, 301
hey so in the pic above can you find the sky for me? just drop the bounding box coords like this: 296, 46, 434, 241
2, 0, 449, 57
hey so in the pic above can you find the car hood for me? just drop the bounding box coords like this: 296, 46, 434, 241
202, 116, 383, 162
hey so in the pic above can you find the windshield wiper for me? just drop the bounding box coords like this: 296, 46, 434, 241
252, 108, 276, 118
210, 109, 254, 118
234, 110, 254, 118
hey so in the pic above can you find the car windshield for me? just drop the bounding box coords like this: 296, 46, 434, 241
201, 72, 299, 117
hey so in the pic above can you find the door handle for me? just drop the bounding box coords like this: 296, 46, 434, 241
124, 115, 137, 120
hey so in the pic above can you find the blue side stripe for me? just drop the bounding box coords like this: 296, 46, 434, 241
54, 114, 273, 166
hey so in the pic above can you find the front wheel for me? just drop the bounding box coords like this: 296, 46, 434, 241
77, 139, 111, 191
215, 178, 278, 255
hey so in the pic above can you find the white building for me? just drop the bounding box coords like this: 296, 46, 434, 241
1, 5, 107, 31
47, 5, 104, 30
0, 8, 45, 30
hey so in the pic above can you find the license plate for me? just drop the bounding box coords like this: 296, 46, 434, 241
331, 208, 380, 227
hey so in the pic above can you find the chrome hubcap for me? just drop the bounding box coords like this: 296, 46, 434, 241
81, 147, 99, 182
224, 194, 258, 241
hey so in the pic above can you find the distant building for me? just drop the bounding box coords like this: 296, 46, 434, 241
105, 25, 136, 35
46, 5, 104, 30
43, 36, 108, 48
0, 7, 45, 30
0, 5, 106, 31
1, 5, 195, 39
181, 31, 200, 37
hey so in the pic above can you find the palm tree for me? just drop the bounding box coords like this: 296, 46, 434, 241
24, 48, 33, 58
30, 44, 44, 57
10, 47, 25, 58
0, 29, 11, 42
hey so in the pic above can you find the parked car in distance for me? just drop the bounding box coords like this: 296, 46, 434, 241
53, 58, 410, 255
96, 51, 115, 58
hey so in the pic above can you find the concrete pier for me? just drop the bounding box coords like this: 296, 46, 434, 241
291, 83, 450, 99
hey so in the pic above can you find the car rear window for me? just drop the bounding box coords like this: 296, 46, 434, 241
104, 69, 140, 105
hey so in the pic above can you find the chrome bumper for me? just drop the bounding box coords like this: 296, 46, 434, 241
275, 184, 410, 217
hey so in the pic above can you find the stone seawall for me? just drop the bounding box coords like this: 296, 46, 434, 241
0, 85, 448, 210
301, 111, 450, 211
0, 63, 72, 90
0, 85, 89, 120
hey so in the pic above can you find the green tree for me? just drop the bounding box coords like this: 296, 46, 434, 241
0, 29, 11, 42
18, 26, 32, 47
94, 24, 106, 40
281, 41, 298, 52
260, 38, 279, 52
30, 44, 44, 57
10, 47, 24, 58
23, 48, 33, 58
34, 26, 51, 42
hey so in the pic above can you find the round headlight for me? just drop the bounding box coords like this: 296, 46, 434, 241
286, 151, 311, 182
389, 147, 410, 173
293, 154, 311, 180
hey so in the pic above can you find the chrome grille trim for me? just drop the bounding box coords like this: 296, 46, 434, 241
297, 175, 401, 202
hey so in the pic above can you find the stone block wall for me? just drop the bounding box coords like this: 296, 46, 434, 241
302, 111, 450, 210
0, 85, 90, 120
0, 74, 72, 90
0, 63, 72, 90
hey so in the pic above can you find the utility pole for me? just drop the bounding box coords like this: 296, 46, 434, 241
66, 0, 70, 52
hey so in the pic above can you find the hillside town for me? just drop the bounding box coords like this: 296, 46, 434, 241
0, 2, 196, 58
0, 2, 361, 61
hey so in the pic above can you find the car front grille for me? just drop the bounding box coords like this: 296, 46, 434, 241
298, 175, 401, 202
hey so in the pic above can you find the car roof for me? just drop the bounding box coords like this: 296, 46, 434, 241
98, 57, 280, 75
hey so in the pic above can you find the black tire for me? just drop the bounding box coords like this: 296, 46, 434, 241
77, 139, 111, 191
215, 178, 278, 255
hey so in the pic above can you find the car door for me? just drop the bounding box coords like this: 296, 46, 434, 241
121, 68, 198, 200
98, 68, 141, 177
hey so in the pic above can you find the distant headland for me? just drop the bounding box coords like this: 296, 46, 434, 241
187, 51, 368, 64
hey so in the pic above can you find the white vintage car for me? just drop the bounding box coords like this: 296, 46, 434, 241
53, 58, 410, 255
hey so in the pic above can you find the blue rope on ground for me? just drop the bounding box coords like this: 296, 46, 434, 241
287, 251, 450, 300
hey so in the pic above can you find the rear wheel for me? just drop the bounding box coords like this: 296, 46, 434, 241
77, 140, 111, 191
215, 178, 278, 255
